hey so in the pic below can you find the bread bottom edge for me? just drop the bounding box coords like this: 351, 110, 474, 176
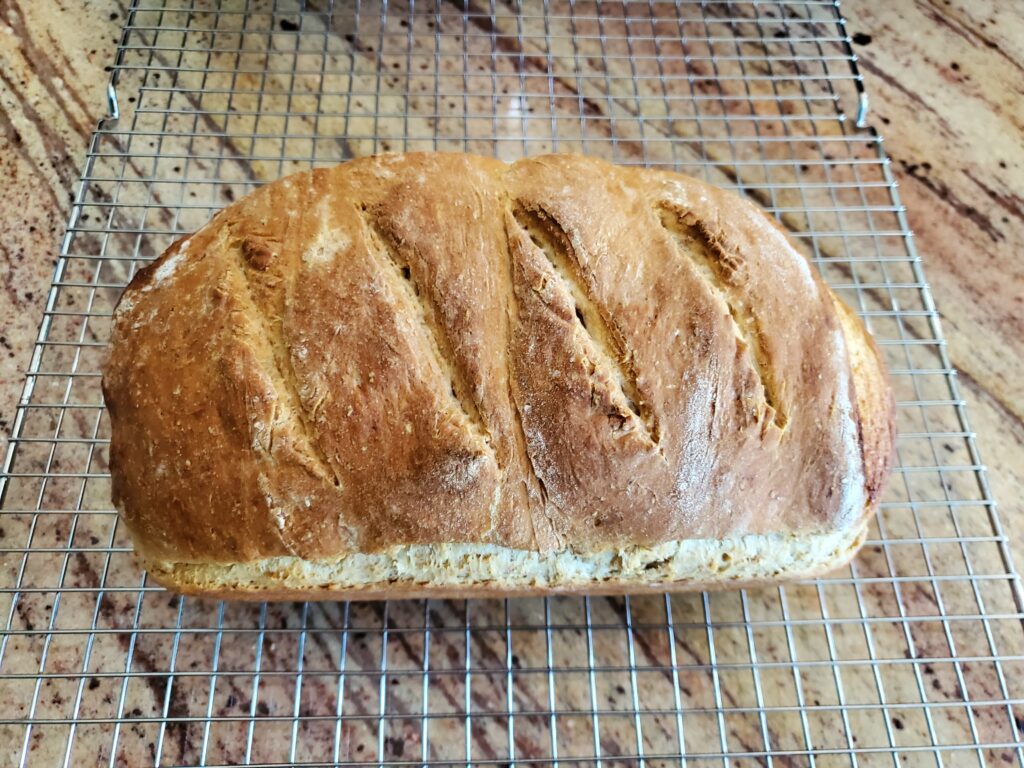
141, 526, 868, 601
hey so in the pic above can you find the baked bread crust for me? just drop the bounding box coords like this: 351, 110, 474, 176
102, 153, 895, 597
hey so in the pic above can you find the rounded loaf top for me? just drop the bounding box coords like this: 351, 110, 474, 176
102, 153, 895, 565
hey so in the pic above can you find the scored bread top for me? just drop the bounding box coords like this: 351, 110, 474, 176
102, 153, 895, 565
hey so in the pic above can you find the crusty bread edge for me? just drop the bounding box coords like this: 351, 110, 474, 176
140, 524, 868, 601
832, 296, 897, 525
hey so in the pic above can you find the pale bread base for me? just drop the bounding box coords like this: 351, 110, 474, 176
142, 524, 867, 601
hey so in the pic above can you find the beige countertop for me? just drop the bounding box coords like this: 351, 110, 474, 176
0, 1, 1021, 765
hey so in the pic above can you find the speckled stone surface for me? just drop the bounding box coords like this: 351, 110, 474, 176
0, 0, 119, 446
0, 1, 1022, 764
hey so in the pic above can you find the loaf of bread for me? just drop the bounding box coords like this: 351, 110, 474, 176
102, 153, 894, 599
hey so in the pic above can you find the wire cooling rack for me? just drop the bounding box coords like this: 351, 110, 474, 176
1, 1, 1022, 766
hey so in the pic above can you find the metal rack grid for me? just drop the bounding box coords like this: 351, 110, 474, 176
1, 0, 1022, 765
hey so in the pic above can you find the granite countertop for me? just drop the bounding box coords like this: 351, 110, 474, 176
0, 0, 1021, 762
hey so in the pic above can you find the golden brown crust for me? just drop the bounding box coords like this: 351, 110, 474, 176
102, 153, 895, 587
833, 298, 898, 516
